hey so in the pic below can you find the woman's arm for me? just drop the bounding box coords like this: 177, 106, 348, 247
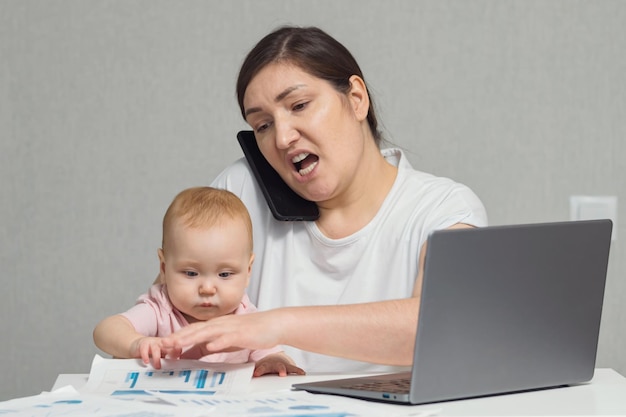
161, 223, 474, 365
161, 297, 419, 366
269, 298, 421, 366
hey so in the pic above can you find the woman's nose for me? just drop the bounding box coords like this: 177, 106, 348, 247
274, 120, 299, 149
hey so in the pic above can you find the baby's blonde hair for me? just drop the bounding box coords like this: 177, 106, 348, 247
162, 187, 253, 251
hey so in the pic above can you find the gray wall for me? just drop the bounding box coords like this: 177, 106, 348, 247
1, 0, 624, 401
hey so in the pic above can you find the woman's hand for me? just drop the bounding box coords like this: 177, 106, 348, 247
161, 310, 285, 359
253, 352, 306, 377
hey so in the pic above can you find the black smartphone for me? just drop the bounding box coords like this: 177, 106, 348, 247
236, 130, 320, 221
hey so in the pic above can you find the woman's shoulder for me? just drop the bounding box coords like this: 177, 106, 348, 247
211, 157, 274, 225
382, 148, 488, 227
211, 158, 262, 205
383, 148, 468, 190
212, 157, 254, 188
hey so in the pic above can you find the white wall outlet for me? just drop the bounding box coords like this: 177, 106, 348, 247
570, 195, 618, 241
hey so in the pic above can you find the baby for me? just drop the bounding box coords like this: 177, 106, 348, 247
93, 186, 304, 376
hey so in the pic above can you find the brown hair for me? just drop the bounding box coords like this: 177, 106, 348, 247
162, 187, 253, 251
236, 26, 382, 146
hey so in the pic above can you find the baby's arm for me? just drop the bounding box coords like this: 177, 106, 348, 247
253, 352, 306, 377
93, 314, 179, 369
93, 314, 142, 358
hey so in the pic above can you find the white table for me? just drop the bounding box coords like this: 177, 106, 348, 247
53, 368, 626, 416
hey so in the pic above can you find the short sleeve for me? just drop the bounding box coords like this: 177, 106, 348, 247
120, 302, 160, 336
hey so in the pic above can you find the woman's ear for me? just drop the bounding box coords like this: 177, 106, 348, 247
348, 75, 370, 122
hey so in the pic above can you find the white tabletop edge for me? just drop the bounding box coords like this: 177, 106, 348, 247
50, 368, 626, 416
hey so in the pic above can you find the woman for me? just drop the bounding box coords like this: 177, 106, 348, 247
162, 26, 487, 373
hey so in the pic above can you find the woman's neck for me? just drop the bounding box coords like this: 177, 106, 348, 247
315, 146, 398, 239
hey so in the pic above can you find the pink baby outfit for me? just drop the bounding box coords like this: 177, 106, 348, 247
121, 284, 281, 363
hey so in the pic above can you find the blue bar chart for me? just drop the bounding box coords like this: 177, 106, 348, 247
83, 355, 255, 399
111, 369, 227, 396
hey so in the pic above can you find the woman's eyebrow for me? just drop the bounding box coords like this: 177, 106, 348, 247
275, 84, 304, 102
244, 84, 306, 118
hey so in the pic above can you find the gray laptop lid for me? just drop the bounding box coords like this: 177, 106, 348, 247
293, 220, 612, 404
409, 219, 611, 403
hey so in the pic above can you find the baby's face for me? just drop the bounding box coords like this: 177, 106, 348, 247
159, 218, 253, 323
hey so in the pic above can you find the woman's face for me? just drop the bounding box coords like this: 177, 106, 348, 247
242, 63, 371, 205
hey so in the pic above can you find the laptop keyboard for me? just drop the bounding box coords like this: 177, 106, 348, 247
341, 378, 411, 394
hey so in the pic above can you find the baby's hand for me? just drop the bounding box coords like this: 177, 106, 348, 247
253, 353, 306, 377
131, 336, 182, 369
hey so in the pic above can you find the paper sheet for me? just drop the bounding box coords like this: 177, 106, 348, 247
81, 354, 254, 400
149, 389, 440, 416
0, 387, 438, 417
0, 385, 211, 417
1, 355, 440, 417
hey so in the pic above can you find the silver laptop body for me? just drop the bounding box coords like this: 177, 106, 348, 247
292, 220, 612, 404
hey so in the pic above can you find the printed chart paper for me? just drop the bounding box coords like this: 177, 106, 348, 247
82, 354, 254, 400
0, 385, 211, 417
0, 386, 437, 417
1, 355, 440, 417
149, 390, 439, 417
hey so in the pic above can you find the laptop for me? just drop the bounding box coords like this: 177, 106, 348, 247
292, 220, 613, 404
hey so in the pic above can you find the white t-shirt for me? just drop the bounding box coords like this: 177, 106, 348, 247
212, 148, 488, 372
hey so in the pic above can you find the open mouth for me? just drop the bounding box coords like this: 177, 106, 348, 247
292, 152, 319, 176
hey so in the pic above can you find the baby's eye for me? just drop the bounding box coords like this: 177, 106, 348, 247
218, 272, 233, 279
184, 271, 198, 277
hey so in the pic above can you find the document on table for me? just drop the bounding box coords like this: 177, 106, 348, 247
0, 386, 437, 417
0, 385, 211, 417
150, 390, 441, 417
81, 354, 254, 400
0, 354, 440, 417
